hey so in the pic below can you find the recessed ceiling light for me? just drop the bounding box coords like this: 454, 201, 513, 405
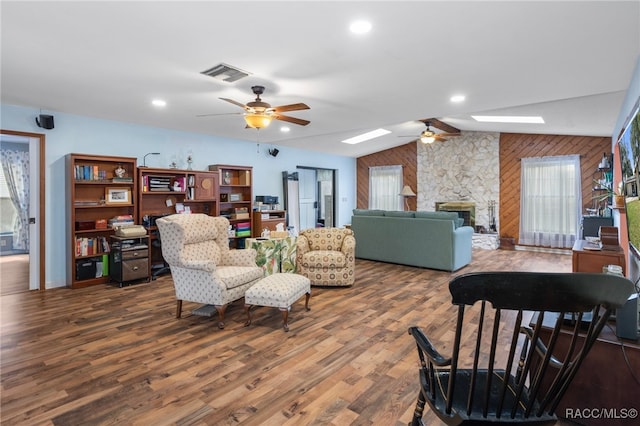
342, 128, 391, 144
350, 20, 372, 34
280, 126, 290, 133
450, 95, 465, 103
151, 99, 167, 107
472, 115, 544, 124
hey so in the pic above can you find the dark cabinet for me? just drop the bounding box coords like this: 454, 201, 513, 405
110, 235, 150, 287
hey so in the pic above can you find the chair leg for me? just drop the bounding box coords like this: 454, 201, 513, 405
176, 300, 183, 318
244, 304, 253, 327
304, 292, 311, 311
410, 390, 427, 426
214, 304, 227, 329
279, 307, 290, 332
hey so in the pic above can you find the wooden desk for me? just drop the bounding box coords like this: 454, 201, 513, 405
533, 313, 640, 425
572, 240, 626, 275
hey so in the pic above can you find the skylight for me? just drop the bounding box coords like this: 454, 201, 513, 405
472, 115, 544, 124
341, 128, 391, 144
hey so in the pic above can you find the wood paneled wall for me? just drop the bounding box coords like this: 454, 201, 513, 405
499, 133, 611, 243
356, 134, 611, 244
356, 142, 417, 210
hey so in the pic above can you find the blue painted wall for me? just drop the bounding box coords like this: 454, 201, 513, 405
1, 103, 356, 288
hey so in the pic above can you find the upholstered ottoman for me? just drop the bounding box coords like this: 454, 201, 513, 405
244, 273, 311, 332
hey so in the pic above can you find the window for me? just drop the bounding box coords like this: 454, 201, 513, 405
519, 155, 582, 248
0, 163, 17, 234
369, 165, 403, 210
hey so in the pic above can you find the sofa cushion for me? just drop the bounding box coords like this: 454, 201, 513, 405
352, 209, 385, 216
299, 250, 346, 268
216, 265, 264, 289
414, 211, 465, 227
414, 211, 459, 221
299, 228, 353, 251
385, 210, 415, 218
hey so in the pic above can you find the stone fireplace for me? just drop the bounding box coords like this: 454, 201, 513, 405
436, 201, 475, 228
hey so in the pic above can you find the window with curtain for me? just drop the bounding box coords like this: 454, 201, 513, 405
519, 155, 582, 248
369, 165, 403, 210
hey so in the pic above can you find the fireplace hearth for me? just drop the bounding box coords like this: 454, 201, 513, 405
435, 201, 475, 228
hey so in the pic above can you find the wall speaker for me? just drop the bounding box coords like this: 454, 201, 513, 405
36, 114, 55, 129
268, 148, 279, 157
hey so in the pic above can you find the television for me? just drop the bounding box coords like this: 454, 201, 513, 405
617, 102, 640, 260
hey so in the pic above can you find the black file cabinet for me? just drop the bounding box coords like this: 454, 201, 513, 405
110, 235, 150, 287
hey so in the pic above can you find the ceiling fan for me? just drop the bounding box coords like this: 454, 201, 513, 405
403, 118, 461, 143
199, 85, 310, 129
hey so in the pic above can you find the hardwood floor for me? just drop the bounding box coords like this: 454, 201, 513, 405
0, 254, 29, 296
0, 249, 573, 425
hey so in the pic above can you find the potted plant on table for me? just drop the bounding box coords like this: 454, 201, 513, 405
613, 181, 625, 208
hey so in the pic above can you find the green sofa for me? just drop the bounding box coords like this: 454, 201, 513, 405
350, 209, 473, 271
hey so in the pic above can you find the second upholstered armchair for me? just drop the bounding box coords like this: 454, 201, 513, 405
296, 227, 356, 287
156, 214, 263, 329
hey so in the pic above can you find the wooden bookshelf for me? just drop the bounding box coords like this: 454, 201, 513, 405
66, 153, 138, 288
137, 167, 218, 277
208, 164, 253, 248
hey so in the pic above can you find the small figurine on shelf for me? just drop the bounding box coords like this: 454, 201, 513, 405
114, 164, 126, 178
169, 161, 177, 169
187, 155, 193, 170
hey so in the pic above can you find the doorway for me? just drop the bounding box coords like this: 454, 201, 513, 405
283, 166, 336, 233
0, 130, 45, 292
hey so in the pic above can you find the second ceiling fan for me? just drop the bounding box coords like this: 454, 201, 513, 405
217, 85, 311, 129
415, 118, 461, 143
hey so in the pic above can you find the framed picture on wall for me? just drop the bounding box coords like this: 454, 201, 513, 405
105, 187, 131, 205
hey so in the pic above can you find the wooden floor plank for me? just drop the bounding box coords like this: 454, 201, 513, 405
0, 249, 573, 425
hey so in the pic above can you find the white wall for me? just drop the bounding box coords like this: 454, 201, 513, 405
1, 104, 356, 288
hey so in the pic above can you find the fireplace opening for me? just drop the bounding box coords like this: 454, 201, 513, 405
435, 202, 475, 228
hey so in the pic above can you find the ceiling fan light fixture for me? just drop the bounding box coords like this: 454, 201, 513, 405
244, 113, 272, 129
420, 135, 436, 144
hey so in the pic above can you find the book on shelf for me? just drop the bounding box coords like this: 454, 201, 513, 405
75, 236, 110, 256
112, 177, 133, 183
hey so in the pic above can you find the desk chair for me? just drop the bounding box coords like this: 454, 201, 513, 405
408, 272, 634, 425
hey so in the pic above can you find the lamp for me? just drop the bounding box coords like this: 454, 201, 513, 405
244, 113, 273, 129
420, 129, 436, 144
142, 152, 160, 167
400, 185, 416, 211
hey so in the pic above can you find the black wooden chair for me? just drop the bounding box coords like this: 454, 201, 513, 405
408, 271, 634, 425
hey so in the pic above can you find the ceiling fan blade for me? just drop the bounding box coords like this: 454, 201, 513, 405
273, 103, 310, 113
219, 97, 248, 110
419, 118, 460, 134
273, 113, 310, 126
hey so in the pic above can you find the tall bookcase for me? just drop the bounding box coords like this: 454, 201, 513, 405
66, 153, 138, 288
137, 167, 219, 276
208, 164, 253, 248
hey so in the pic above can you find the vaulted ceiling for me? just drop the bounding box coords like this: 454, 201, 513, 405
2, 1, 639, 157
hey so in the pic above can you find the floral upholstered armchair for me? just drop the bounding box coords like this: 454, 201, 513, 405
296, 227, 356, 287
156, 214, 263, 329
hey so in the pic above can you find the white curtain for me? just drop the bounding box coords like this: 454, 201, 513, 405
1, 149, 30, 251
369, 165, 403, 210
519, 155, 581, 248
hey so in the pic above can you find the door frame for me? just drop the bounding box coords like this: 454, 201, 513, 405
1, 129, 46, 291
297, 165, 337, 229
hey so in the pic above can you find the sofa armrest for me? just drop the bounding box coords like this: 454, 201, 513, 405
296, 235, 310, 257
341, 234, 356, 256
220, 248, 258, 266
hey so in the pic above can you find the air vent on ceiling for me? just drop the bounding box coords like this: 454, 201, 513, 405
200, 63, 250, 83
